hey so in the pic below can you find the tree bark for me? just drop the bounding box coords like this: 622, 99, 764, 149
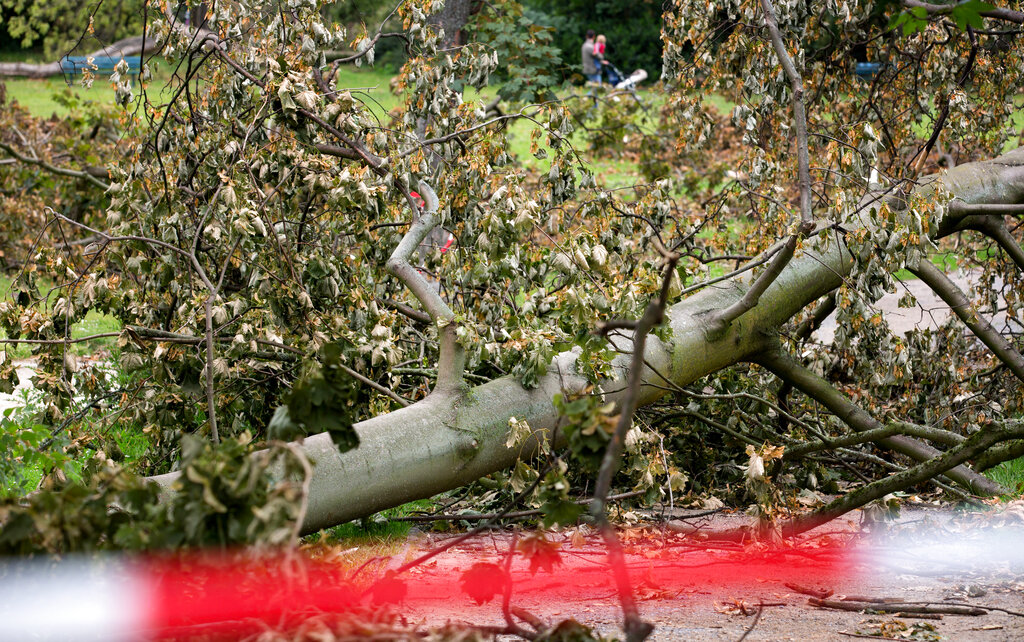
149, 149, 1024, 534
427, 0, 475, 48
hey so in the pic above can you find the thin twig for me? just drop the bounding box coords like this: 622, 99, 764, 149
0, 141, 110, 190
736, 601, 764, 642
388, 491, 645, 522
758, 0, 813, 227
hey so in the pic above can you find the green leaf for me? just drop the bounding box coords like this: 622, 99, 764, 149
270, 342, 361, 452
951, 0, 995, 31
0, 511, 35, 546
888, 10, 928, 36
541, 497, 585, 528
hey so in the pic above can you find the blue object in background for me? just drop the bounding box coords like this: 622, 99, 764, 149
855, 62, 882, 80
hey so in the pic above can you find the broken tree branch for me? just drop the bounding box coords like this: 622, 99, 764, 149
785, 420, 1024, 535
756, 348, 1005, 495
963, 215, 1024, 271
706, 233, 799, 335
910, 259, 1024, 382
385, 181, 465, 393
785, 421, 964, 459
903, 0, 1024, 25
0, 141, 110, 190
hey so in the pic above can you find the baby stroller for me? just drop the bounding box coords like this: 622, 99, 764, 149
604, 62, 648, 92
603, 62, 624, 87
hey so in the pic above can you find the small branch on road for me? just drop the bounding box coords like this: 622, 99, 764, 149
736, 601, 765, 642
809, 596, 986, 616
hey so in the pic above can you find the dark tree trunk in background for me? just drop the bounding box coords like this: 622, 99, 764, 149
427, 0, 477, 47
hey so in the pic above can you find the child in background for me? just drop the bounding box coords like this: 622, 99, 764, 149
595, 35, 613, 85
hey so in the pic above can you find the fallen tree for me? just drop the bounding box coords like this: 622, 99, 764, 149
149, 147, 1024, 532
1, 0, 1023, 549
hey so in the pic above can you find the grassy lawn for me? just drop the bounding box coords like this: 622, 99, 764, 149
3, 65, 185, 118
985, 456, 1024, 495
318, 498, 436, 542
5, 75, 121, 118
5, 59, 659, 187
0, 271, 121, 360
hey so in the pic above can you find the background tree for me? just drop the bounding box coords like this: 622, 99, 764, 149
0, 0, 147, 58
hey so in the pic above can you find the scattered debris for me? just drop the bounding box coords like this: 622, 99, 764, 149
785, 582, 833, 599
841, 617, 941, 640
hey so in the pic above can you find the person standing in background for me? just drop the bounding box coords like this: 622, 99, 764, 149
581, 30, 602, 84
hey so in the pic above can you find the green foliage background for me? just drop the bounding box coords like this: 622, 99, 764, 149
0, 0, 145, 58
523, 0, 664, 79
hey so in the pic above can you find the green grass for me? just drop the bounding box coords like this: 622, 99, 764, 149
0, 273, 122, 359
70, 310, 121, 352
4, 76, 117, 118
314, 498, 436, 542
0, 48, 45, 64
110, 423, 150, 460
4, 55, 661, 185
4, 65, 188, 118
985, 456, 1024, 495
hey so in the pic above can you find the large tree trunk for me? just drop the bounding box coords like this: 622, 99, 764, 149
150, 149, 1024, 534
427, 0, 476, 48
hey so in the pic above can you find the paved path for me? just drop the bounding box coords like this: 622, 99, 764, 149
815, 272, 1019, 344
0, 362, 37, 415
